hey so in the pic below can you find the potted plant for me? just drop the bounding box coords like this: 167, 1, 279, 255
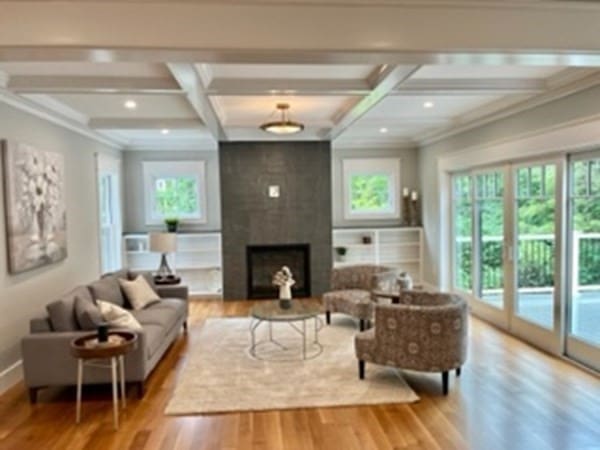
335, 246, 347, 262
164, 217, 179, 233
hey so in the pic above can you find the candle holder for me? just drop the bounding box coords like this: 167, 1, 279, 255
410, 198, 420, 226
402, 195, 410, 226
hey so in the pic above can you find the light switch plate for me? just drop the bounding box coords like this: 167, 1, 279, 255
268, 185, 280, 198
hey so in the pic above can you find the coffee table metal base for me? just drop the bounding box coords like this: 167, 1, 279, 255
249, 316, 323, 361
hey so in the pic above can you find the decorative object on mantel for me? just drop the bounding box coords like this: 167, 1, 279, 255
273, 265, 295, 308
164, 217, 179, 233
397, 271, 414, 291
260, 103, 304, 135
401, 187, 411, 226
149, 232, 177, 277
410, 190, 420, 226
1, 140, 67, 274
334, 246, 347, 262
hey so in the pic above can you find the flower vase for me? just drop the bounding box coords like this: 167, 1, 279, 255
279, 284, 292, 309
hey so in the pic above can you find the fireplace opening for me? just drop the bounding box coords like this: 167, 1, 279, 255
246, 244, 311, 299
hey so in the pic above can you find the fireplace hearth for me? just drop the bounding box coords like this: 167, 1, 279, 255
246, 244, 311, 299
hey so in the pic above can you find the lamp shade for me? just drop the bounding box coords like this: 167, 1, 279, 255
149, 232, 177, 253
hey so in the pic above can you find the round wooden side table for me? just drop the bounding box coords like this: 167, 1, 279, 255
70, 331, 137, 430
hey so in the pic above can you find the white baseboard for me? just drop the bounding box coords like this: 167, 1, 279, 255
0, 360, 23, 395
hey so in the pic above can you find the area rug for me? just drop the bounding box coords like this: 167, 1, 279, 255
165, 317, 419, 415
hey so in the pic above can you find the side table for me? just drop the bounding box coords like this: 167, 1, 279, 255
70, 331, 137, 430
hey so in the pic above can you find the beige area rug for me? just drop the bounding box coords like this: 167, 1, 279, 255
165, 317, 419, 415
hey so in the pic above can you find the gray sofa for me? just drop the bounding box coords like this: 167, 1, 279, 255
21, 269, 188, 403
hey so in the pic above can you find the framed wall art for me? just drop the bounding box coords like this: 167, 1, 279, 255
2, 140, 67, 274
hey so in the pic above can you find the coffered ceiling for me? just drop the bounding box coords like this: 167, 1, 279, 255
0, 1, 599, 151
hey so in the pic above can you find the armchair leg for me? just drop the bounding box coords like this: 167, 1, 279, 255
325, 310, 331, 325
28, 387, 38, 404
456, 367, 461, 377
442, 371, 449, 395
358, 360, 365, 380
359, 319, 365, 331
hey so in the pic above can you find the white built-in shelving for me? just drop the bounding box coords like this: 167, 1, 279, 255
123, 232, 222, 296
332, 227, 423, 284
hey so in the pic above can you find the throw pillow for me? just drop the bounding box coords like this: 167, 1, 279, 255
74, 296, 104, 330
97, 300, 143, 330
46, 300, 79, 331
118, 275, 160, 310
89, 276, 126, 307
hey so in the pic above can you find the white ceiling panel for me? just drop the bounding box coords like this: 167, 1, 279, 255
212, 95, 355, 126
49, 93, 197, 119
413, 65, 564, 80
208, 64, 375, 80
358, 95, 503, 121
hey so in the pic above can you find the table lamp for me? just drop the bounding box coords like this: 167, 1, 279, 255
149, 232, 177, 277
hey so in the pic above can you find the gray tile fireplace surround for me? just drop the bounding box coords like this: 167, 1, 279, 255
220, 141, 332, 300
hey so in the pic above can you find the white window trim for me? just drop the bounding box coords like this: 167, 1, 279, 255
342, 157, 401, 220
143, 160, 207, 225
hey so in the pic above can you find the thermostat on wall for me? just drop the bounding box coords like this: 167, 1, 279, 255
268, 185, 280, 198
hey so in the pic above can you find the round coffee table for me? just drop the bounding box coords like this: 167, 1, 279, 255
70, 331, 137, 430
249, 300, 323, 361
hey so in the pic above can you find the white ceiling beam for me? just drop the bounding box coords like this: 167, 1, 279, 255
8, 76, 182, 95
327, 65, 420, 140
2, 2, 600, 65
393, 78, 547, 96
167, 63, 226, 142
206, 78, 370, 96
89, 118, 203, 130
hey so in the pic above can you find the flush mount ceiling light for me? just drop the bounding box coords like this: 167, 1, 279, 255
379, 127, 388, 134
161, 129, 170, 135
423, 101, 434, 109
260, 103, 304, 135
124, 99, 137, 110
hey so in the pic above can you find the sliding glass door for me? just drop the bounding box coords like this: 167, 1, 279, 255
509, 160, 563, 353
566, 153, 600, 371
451, 159, 564, 354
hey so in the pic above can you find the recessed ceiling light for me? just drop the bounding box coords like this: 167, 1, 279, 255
161, 129, 170, 135
423, 101, 434, 109
124, 99, 137, 110
379, 127, 388, 134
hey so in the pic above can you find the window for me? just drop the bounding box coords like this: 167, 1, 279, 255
452, 174, 473, 292
342, 158, 400, 219
143, 161, 206, 224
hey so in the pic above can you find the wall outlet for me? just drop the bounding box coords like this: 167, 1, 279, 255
268, 185, 280, 198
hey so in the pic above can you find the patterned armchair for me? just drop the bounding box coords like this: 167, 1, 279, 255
355, 291, 468, 395
322, 265, 397, 331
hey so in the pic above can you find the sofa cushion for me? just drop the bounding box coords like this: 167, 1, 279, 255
74, 296, 104, 330
97, 300, 142, 331
323, 289, 373, 319
147, 298, 187, 318
89, 276, 126, 307
142, 324, 165, 358
46, 300, 78, 331
118, 275, 160, 310
46, 285, 93, 331
131, 307, 177, 330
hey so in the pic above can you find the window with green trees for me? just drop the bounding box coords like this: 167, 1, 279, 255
154, 177, 200, 217
350, 174, 392, 213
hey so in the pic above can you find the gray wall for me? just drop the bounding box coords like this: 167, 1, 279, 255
332, 146, 420, 228
419, 84, 600, 287
0, 103, 120, 384
220, 141, 332, 300
122, 150, 221, 232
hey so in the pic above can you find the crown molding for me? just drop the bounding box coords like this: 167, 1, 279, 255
418, 69, 600, 147
0, 88, 123, 149
333, 137, 417, 150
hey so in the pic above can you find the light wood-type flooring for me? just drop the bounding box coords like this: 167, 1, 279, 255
0, 299, 599, 450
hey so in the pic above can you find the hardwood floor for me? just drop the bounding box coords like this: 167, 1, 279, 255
1, 299, 599, 450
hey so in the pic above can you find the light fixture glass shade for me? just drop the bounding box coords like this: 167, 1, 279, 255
260, 103, 304, 135
149, 232, 177, 253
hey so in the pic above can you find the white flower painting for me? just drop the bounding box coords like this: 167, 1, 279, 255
2, 140, 67, 273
